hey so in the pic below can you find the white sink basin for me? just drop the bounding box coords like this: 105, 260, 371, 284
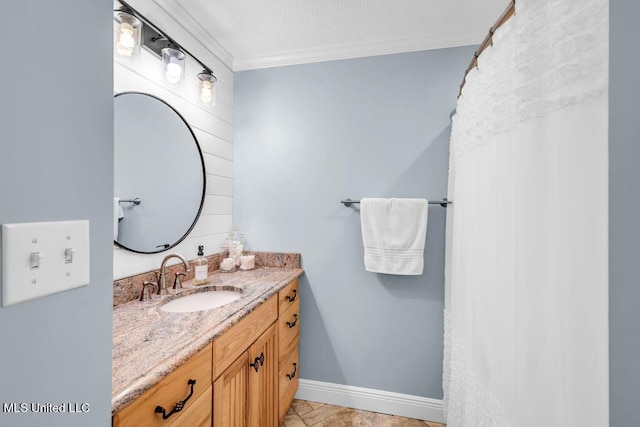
160, 290, 241, 313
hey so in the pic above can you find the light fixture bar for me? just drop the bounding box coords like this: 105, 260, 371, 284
116, 0, 215, 77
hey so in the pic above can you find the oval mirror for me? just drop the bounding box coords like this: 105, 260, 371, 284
114, 92, 205, 253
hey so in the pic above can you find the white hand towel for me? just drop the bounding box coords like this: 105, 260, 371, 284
360, 198, 428, 275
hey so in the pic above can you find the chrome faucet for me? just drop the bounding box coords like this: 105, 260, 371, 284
157, 253, 191, 295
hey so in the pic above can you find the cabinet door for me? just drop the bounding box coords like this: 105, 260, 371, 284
278, 347, 299, 424
213, 352, 249, 427
248, 323, 278, 427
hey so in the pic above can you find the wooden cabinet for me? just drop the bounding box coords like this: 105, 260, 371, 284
212, 279, 300, 427
114, 277, 300, 427
248, 324, 278, 427
112, 343, 213, 427
277, 278, 300, 424
212, 352, 249, 427
213, 300, 279, 427
211, 324, 278, 427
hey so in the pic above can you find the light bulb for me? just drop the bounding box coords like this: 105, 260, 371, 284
165, 61, 182, 84
120, 22, 133, 36
116, 25, 135, 56
162, 48, 185, 85
119, 32, 134, 48
114, 12, 141, 59
197, 71, 217, 106
200, 83, 212, 104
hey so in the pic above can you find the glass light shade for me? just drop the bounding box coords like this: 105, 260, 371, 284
161, 48, 186, 85
197, 72, 217, 106
115, 11, 141, 59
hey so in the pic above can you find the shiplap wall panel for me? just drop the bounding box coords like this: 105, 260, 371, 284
190, 215, 234, 238
203, 153, 234, 178
113, 22, 233, 279
207, 175, 234, 196
193, 128, 233, 160
202, 195, 233, 215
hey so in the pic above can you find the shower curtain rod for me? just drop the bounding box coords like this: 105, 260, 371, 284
341, 198, 451, 208
458, 0, 516, 98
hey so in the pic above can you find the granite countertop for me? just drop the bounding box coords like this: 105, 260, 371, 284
111, 266, 304, 414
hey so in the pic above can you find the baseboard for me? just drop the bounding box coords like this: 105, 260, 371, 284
295, 379, 445, 423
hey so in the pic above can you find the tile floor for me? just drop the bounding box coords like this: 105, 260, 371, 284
281, 399, 446, 427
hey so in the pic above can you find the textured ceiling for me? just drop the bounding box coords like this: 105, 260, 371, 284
164, 0, 509, 70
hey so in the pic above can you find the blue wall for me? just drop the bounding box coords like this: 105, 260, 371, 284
0, 1, 113, 425
234, 47, 474, 399
609, 0, 640, 425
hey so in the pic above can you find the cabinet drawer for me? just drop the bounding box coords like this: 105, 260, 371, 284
113, 343, 212, 427
213, 296, 277, 380
278, 298, 300, 359
168, 385, 212, 427
278, 347, 299, 423
278, 278, 299, 315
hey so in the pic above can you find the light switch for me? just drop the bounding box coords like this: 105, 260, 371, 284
30, 252, 42, 269
2, 220, 90, 307
64, 248, 76, 264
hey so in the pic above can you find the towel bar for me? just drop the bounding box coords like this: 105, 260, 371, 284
119, 198, 142, 205
341, 198, 451, 208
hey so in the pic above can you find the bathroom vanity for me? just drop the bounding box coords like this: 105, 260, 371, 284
111, 265, 302, 426
112, 88, 302, 425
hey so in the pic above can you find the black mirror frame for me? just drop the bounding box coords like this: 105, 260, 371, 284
113, 91, 206, 254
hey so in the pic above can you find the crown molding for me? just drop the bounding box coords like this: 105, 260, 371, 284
233, 31, 484, 71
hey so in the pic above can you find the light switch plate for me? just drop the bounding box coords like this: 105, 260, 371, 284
2, 220, 90, 307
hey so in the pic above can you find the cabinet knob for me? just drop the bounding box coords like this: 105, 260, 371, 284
154, 379, 196, 419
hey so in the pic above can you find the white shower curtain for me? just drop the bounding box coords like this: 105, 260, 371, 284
443, 1, 609, 426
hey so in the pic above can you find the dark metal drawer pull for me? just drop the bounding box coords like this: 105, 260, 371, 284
286, 363, 297, 380
250, 352, 265, 372
286, 314, 298, 328
155, 379, 196, 419
286, 289, 297, 303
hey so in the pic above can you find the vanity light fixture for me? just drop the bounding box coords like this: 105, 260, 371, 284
115, 1, 218, 94
114, 10, 142, 59
162, 47, 186, 85
197, 70, 217, 106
